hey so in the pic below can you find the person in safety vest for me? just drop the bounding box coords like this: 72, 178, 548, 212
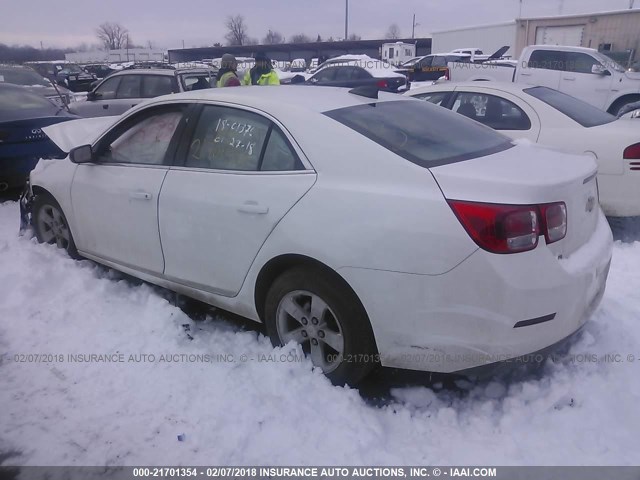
216, 54, 241, 87
244, 52, 280, 86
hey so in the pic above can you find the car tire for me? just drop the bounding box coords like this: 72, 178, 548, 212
33, 193, 80, 259
264, 266, 378, 386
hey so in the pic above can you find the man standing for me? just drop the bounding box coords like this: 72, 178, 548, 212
216, 54, 241, 87
244, 52, 280, 86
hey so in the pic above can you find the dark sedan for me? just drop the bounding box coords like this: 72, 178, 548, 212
0, 84, 77, 191
0, 64, 73, 106
306, 62, 408, 92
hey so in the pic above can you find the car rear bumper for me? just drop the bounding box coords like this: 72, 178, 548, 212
340, 209, 613, 373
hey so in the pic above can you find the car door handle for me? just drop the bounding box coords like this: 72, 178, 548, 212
129, 191, 152, 200
520, 72, 532, 76
238, 202, 269, 214
102, 104, 109, 109
563, 76, 576, 81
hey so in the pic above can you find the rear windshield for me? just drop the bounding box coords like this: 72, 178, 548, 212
324, 100, 512, 168
0, 68, 50, 87
523, 86, 616, 128
0, 87, 58, 120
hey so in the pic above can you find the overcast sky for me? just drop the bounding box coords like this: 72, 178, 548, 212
1, 0, 634, 49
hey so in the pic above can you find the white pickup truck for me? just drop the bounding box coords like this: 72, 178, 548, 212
447, 45, 640, 115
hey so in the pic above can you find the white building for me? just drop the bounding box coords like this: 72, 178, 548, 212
431, 9, 640, 65
65, 49, 167, 64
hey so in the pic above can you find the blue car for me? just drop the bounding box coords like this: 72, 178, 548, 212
0, 83, 77, 191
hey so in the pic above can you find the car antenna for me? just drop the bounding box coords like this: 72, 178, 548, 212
348, 86, 379, 99
49, 78, 72, 114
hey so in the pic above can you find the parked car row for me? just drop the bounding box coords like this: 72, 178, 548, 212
406, 82, 640, 217
0, 84, 76, 191
445, 44, 640, 115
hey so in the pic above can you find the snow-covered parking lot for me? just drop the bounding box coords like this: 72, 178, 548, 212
1, 198, 639, 466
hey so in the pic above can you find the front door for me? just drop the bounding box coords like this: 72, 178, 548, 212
70, 104, 187, 274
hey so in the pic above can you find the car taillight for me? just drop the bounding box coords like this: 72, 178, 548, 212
445, 68, 450, 80
539, 202, 567, 244
624, 143, 640, 171
376, 79, 388, 88
448, 200, 567, 254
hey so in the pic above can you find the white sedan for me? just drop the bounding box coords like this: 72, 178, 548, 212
406, 82, 640, 217
22, 86, 612, 385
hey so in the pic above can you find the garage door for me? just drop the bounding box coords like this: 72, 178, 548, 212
535, 25, 585, 46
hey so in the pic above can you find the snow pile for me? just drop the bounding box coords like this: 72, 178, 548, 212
0, 200, 639, 466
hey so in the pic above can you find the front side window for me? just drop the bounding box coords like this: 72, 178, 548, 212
564, 52, 599, 74
95, 77, 121, 100
96, 108, 184, 165
452, 92, 531, 130
116, 75, 142, 99
325, 100, 512, 168
524, 86, 615, 128
527, 50, 566, 71
312, 67, 337, 82
142, 75, 174, 97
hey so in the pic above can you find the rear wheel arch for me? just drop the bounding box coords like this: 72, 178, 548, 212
607, 94, 640, 115
254, 255, 372, 334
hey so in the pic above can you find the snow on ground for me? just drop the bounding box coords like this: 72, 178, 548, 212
0, 199, 639, 466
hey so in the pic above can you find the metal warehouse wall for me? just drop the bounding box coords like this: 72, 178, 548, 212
168, 38, 432, 63
515, 9, 640, 58
431, 22, 518, 57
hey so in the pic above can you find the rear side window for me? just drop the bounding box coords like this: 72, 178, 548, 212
325, 100, 512, 168
412, 91, 450, 106
523, 86, 615, 127
452, 92, 532, 130
142, 75, 174, 97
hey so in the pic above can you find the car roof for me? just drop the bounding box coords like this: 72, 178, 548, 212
528, 44, 598, 54
146, 85, 414, 115
109, 69, 177, 77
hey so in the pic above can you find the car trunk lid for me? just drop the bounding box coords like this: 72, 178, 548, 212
429, 142, 599, 257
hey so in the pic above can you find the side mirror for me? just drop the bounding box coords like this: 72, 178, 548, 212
69, 144, 94, 164
591, 64, 611, 76
86, 90, 99, 101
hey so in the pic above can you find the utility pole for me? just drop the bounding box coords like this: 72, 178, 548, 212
345, 0, 349, 40
518, 0, 523, 18
412, 13, 419, 38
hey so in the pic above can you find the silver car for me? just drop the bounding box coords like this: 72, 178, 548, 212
70, 68, 216, 118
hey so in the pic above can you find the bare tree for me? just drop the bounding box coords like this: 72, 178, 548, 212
385, 24, 401, 39
96, 22, 130, 50
263, 29, 284, 44
225, 15, 249, 46
347, 33, 362, 41
290, 33, 311, 43
316, 34, 322, 42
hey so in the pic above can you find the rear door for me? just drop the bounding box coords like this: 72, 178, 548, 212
158, 104, 316, 296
